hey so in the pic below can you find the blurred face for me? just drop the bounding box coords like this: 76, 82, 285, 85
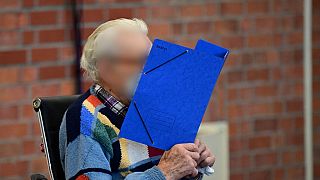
96, 30, 151, 104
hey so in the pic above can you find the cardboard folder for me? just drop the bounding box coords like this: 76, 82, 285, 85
119, 39, 229, 150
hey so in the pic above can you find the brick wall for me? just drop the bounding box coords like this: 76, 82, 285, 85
0, 0, 318, 179
313, 0, 320, 179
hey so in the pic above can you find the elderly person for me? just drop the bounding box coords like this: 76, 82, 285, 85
59, 18, 215, 180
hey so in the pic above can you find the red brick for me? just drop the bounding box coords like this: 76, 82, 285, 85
220, 35, 244, 49
274, 168, 285, 180
83, 0, 96, 4
221, 2, 243, 15
271, 68, 282, 81
21, 66, 38, 82
255, 84, 277, 97
0, 106, 18, 120
230, 154, 251, 169
32, 121, 41, 136
31, 156, 48, 172
22, 103, 35, 119
227, 87, 238, 101
315, 163, 320, 178
176, 38, 195, 48
229, 121, 240, 136
254, 118, 277, 132
82, 27, 95, 39
134, 7, 147, 19
30, 11, 58, 25
115, 0, 142, 2
0, 142, 20, 158
39, 65, 66, 80
0, 67, 19, 84
31, 83, 60, 97
0, 50, 26, 65
254, 152, 277, 167
247, 101, 283, 116
287, 31, 303, 45
62, 9, 72, 24
0, 0, 19, 8
0, 31, 19, 46
0, 160, 28, 177
283, 65, 303, 79
61, 80, 75, 95
240, 18, 255, 32
180, 5, 205, 17
286, 99, 303, 113
151, 6, 176, 19
39, 29, 65, 43
239, 87, 255, 101
148, 23, 171, 37
0, 86, 27, 102
230, 173, 245, 180
60, 46, 74, 61
214, 19, 239, 34
280, 0, 302, 14
230, 137, 247, 152
38, 0, 64, 6
227, 103, 246, 120
255, 16, 277, 32
247, 68, 269, 81
249, 135, 271, 149
109, 8, 133, 20
0, 123, 29, 139
32, 47, 58, 62
287, 166, 304, 179
227, 70, 244, 83
22, 139, 37, 155
187, 21, 211, 34
23, 31, 34, 44
247, 0, 269, 14
173, 23, 183, 35
23, 0, 34, 7
282, 149, 304, 164
248, 34, 274, 48
83, 8, 104, 22
285, 133, 304, 146
249, 170, 272, 180
206, 3, 217, 16
0, 13, 27, 30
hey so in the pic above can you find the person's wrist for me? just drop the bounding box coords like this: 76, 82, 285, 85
157, 164, 174, 180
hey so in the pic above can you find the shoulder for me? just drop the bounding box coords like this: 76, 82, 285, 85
63, 89, 92, 143
64, 89, 116, 157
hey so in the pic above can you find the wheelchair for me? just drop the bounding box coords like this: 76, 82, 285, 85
31, 95, 80, 180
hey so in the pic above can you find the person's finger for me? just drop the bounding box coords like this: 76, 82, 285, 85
198, 150, 210, 164
198, 142, 206, 154
181, 143, 199, 152
199, 156, 215, 167
190, 168, 198, 177
186, 156, 197, 167
194, 139, 200, 147
187, 151, 200, 161
197, 144, 207, 163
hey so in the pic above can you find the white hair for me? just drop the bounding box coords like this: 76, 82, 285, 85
80, 18, 148, 82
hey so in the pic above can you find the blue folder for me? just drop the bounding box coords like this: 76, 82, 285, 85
119, 39, 229, 150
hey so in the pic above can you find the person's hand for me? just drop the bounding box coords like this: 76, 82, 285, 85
157, 143, 200, 180
194, 139, 215, 168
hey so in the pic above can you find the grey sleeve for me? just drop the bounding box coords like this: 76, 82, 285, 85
124, 166, 166, 180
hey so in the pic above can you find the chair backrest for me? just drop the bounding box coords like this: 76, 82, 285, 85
33, 95, 80, 180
